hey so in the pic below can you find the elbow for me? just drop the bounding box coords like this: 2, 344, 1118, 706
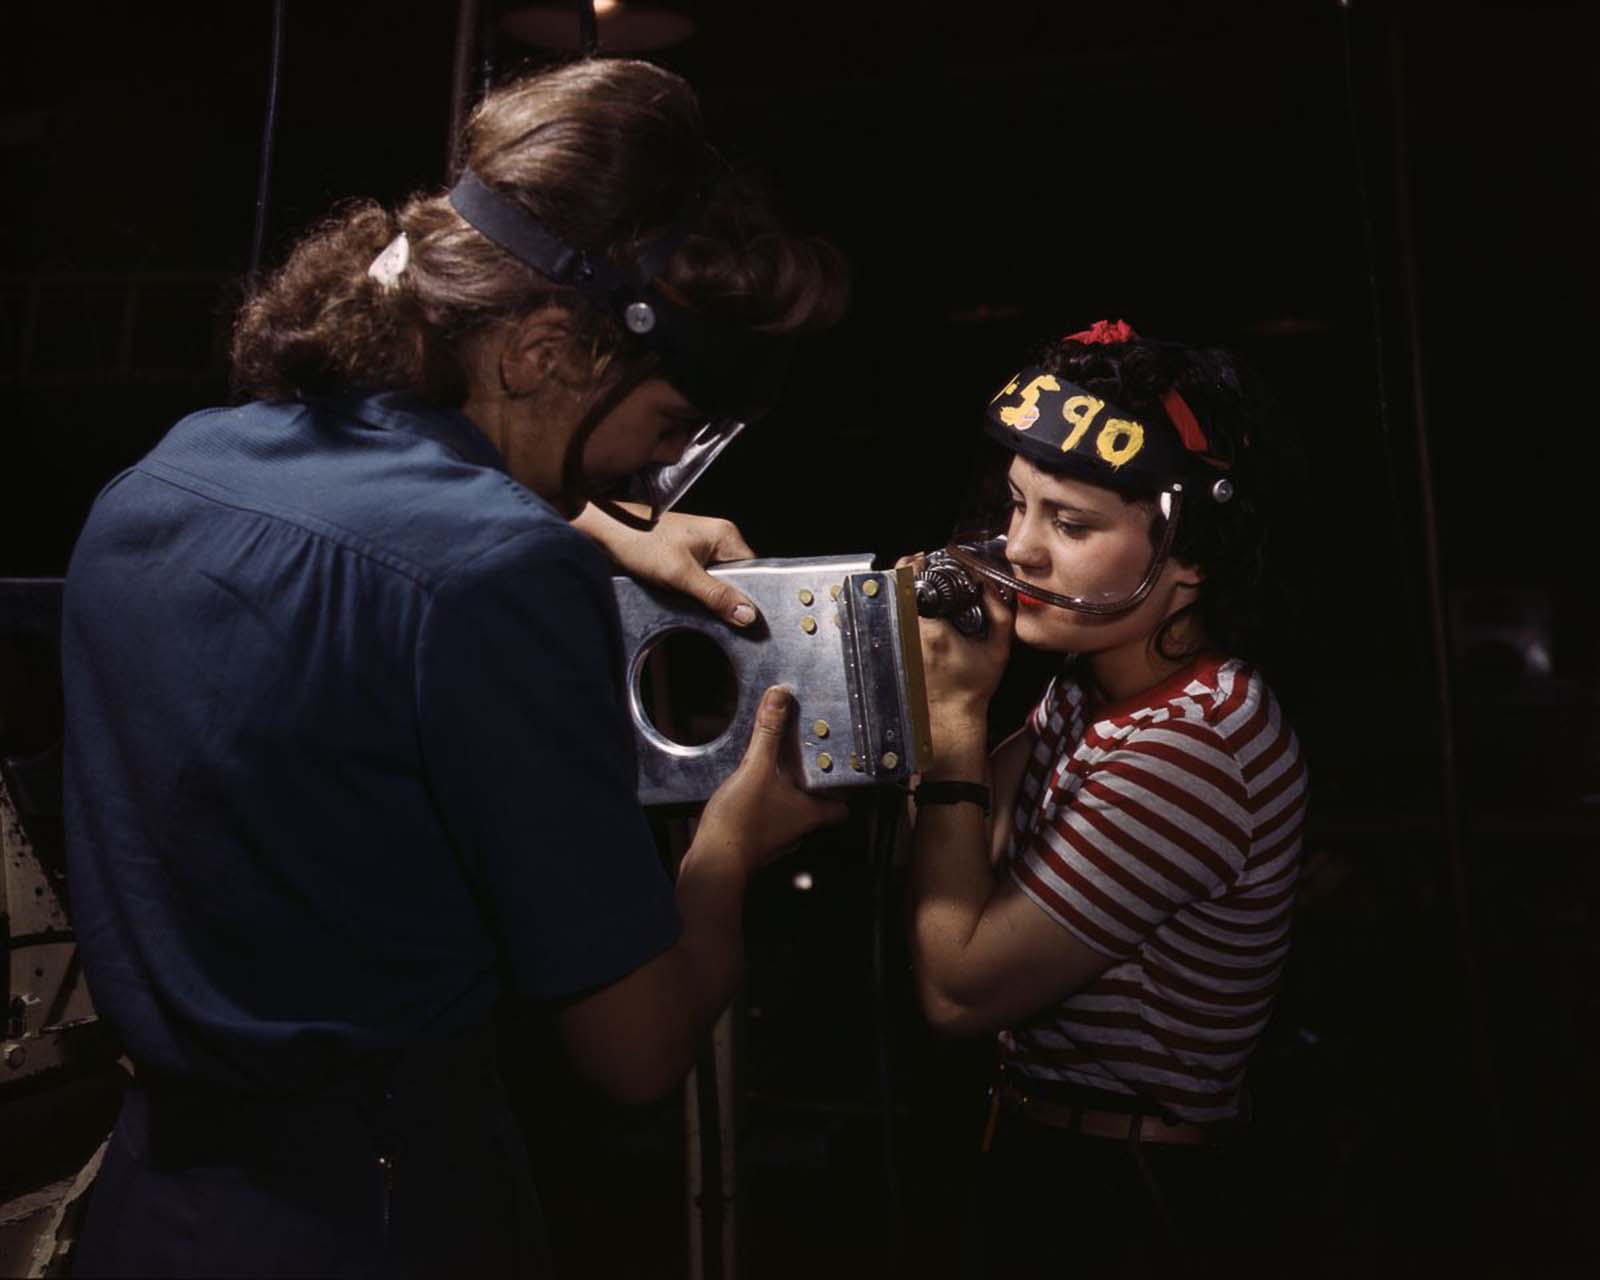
915, 974, 1001, 1039
585, 1041, 694, 1106
601, 1067, 682, 1108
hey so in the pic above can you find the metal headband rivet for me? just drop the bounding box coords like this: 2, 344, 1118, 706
1211, 477, 1235, 503
861, 579, 880, 597
624, 301, 656, 334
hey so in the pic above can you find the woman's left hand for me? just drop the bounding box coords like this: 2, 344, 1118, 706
573, 503, 761, 628
896, 553, 1014, 723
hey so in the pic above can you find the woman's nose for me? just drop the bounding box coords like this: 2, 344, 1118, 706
1006, 511, 1049, 573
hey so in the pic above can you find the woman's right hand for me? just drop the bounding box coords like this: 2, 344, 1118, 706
895, 553, 1015, 718
693, 686, 848, 874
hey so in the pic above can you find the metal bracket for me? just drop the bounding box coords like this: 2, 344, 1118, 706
613, 556, 932, 807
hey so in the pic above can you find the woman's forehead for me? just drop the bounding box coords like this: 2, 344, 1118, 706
1007, 456, 1126, 516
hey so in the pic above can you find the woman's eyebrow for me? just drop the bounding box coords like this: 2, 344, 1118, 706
1039, 495, 1106, 519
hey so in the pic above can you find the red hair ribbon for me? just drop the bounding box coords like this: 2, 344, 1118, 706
1063, 318, 1223, 465
1064, 318, 1138, 346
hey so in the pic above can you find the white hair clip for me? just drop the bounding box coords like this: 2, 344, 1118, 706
366, 232, 410, 289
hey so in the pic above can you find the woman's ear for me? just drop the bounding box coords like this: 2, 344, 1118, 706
1171, 557, 1205, 592
498, 305, 579, 397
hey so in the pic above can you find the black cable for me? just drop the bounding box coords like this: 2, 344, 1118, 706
248, 0, 287, 282
1339, 0, 1509, 1212
477, 0, 499, 104
577, 0, 598, 57
1337, 0, 1407, 572
447, 0, 481, 181
869, 793, 905, 1267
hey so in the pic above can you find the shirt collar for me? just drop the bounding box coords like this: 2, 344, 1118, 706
332, 391, 508, 474
1081, 652, 1226, 723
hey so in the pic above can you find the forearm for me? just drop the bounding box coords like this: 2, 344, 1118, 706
673, 827, 754, 1034
557, 835, 747, 1104
555, 684, 837, 1103
908, 711, 999, 1027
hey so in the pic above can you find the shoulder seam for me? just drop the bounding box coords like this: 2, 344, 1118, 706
138, 459, 440, 590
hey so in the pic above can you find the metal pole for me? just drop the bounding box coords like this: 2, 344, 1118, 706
1384, 18, 1505, 1164
715, 1009, 737, 1279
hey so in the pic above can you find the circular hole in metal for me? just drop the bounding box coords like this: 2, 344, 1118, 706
636, 629, 739, 747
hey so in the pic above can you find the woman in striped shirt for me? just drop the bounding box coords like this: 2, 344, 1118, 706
906, 321, 1306, 1275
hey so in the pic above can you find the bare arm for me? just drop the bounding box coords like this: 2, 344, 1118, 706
555, 687, 845, 1102
907, 711, 1114, 1037
904, 584, 1113, 1037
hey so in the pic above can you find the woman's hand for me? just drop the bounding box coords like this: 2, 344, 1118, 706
896, 553, 1015, 719
694, 687, 848, 874
572, 503, 761, 628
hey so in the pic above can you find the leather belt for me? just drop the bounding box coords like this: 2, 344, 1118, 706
986, 1076, 1224, 1148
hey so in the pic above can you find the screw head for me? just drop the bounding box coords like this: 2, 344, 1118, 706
798, 589, 814, 606
1211, 477, 1235, 503
813, 720, 830, 739
880, 751, 900, 770
861, 578, 880, 597
624, 301, 656, 334
800, 615, 817, 634
817, 753, 834, 772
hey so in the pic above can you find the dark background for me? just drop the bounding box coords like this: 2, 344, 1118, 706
3, 0, 1595, 1274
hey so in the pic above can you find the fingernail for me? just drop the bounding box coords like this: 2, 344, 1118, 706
731, 602, 756, 626
766, 686, 791, 708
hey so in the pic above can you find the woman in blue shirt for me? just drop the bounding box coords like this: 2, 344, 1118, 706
65, 57, 848, 1278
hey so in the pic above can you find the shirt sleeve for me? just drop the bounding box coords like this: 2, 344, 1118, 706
1010, 718, 1250, 960
1025, 677, 1060, 738
415, 525, 681, 1002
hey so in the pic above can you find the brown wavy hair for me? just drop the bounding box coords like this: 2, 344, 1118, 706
231, 59, 849, 403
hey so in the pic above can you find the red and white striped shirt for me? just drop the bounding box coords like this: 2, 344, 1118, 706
1000, 654, 1307, 1123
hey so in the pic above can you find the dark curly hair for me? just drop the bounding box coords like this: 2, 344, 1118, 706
1032, 333, 1285, 664
231, 58, 849, 403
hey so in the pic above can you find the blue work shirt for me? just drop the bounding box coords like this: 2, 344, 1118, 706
62, 392, 681, 1093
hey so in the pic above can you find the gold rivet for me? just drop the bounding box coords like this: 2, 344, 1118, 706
849, 754, 864, 772
813, 720, 830, 739
800, 615, 817, 634
829, 584, 841, 600
861, 579, 880, 597
798, 588, 815, 606
880, 751, 899, 770
817, 752, 834, 772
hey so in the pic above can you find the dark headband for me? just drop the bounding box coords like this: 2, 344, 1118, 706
449, 168, 631, 293
446, 167, 788, 419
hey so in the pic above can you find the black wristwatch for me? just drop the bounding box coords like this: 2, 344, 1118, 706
912, 780, 991, 814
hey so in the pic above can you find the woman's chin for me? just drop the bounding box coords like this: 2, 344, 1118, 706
1014, 608, 1079, 655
